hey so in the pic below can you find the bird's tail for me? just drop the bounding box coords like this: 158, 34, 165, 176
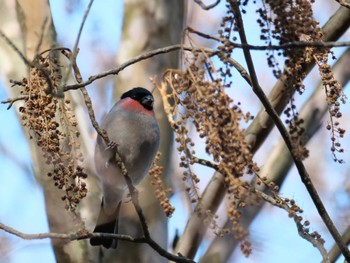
90, 201, 121, 249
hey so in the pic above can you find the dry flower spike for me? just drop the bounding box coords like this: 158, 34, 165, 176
15, 48, 88, 212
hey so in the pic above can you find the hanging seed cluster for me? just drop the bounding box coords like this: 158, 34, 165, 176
157, 48, 260, 255
149, 152, 175, 217
16, 51, 87, 212
221, 0, 347, 161
253, 0, 347, 161
260, 0, 317, 161
316, 54, 347, 163
283, 197, 325, 247
255, 0, 322, 89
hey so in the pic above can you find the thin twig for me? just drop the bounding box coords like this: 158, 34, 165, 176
232, 40, 350, 50
1, 96, 28, 110
188, 27, 350, 50
256, 191, 330, 262
226, 57, 252, 86
64, 45, 205, 91
3, 45, 205, 106
64, 45, 252, 91
112, 140, 194, 263
230, 1, 350, 261
0, 29, 55, 95
0, 222, 145, 243
73, 0, 94, 54
3, 38, 347, 96
60, 0, 94, 90
191, 156, 220, 171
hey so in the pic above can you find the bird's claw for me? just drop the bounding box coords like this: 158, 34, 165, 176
104, 141, 118, 168
105, 141, 118, 151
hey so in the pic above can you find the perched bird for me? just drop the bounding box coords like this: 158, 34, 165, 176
90, 87, 160, 249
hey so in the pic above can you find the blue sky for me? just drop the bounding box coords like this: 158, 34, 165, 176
0, 1, 349, 263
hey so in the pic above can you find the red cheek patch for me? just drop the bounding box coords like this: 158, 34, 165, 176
119, 97, 154, 116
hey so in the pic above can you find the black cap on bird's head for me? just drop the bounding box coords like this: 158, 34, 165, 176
121, 87, 154, 110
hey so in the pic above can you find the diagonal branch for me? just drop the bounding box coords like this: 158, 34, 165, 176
63, 45, 217, 91
231, 1, 350, 261
175, 3, 350, 259
178, 1, 350, 257
200, 46, 350, 263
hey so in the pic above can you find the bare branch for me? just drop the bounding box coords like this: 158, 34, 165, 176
2, 37, 347, 98
0, 220, 194, 263
63, 44, 251, 91
230, 1, 350, 260
191, 156, 220, 171
230, 40, 350, 50
178, 3, 350, 259
256, 191, 330, 262
0, 222, 136, 242
64, 45, 202, 91
226, 57, 252, 86
1, 95, 28, 110
0, 30, 61, 96
187, 27, 350, 49
60, 0, 94, 90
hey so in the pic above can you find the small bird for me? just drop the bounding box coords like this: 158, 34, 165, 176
90, 87, 160, 249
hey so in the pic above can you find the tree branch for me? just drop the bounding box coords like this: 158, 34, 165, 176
175, 3, 350, 259
255, 191, 329, 262
60, 0, 94, 91
63, 45, 216, 91
0, 222, 139, 242
187, 27, 350, 49
201, 46, 350, 263
2, 35, 347, 106
231, 1, 350, 261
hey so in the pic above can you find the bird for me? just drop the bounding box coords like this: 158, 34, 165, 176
90, 87, 160, 249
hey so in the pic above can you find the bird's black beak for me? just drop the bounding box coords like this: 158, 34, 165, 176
141, 95, 154, 110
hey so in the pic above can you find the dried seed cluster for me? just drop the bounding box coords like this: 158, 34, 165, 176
256, 0, 322, 84
316, 54, 346, 163
283, 197, 325, 245
157, 47, 259, 255
16, 51, 87, 212
253, 0, 346, 161
149, 152, 175, 217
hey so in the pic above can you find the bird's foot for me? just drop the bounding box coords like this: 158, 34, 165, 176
105, 141, 118, 151
104, 141, 118, 168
